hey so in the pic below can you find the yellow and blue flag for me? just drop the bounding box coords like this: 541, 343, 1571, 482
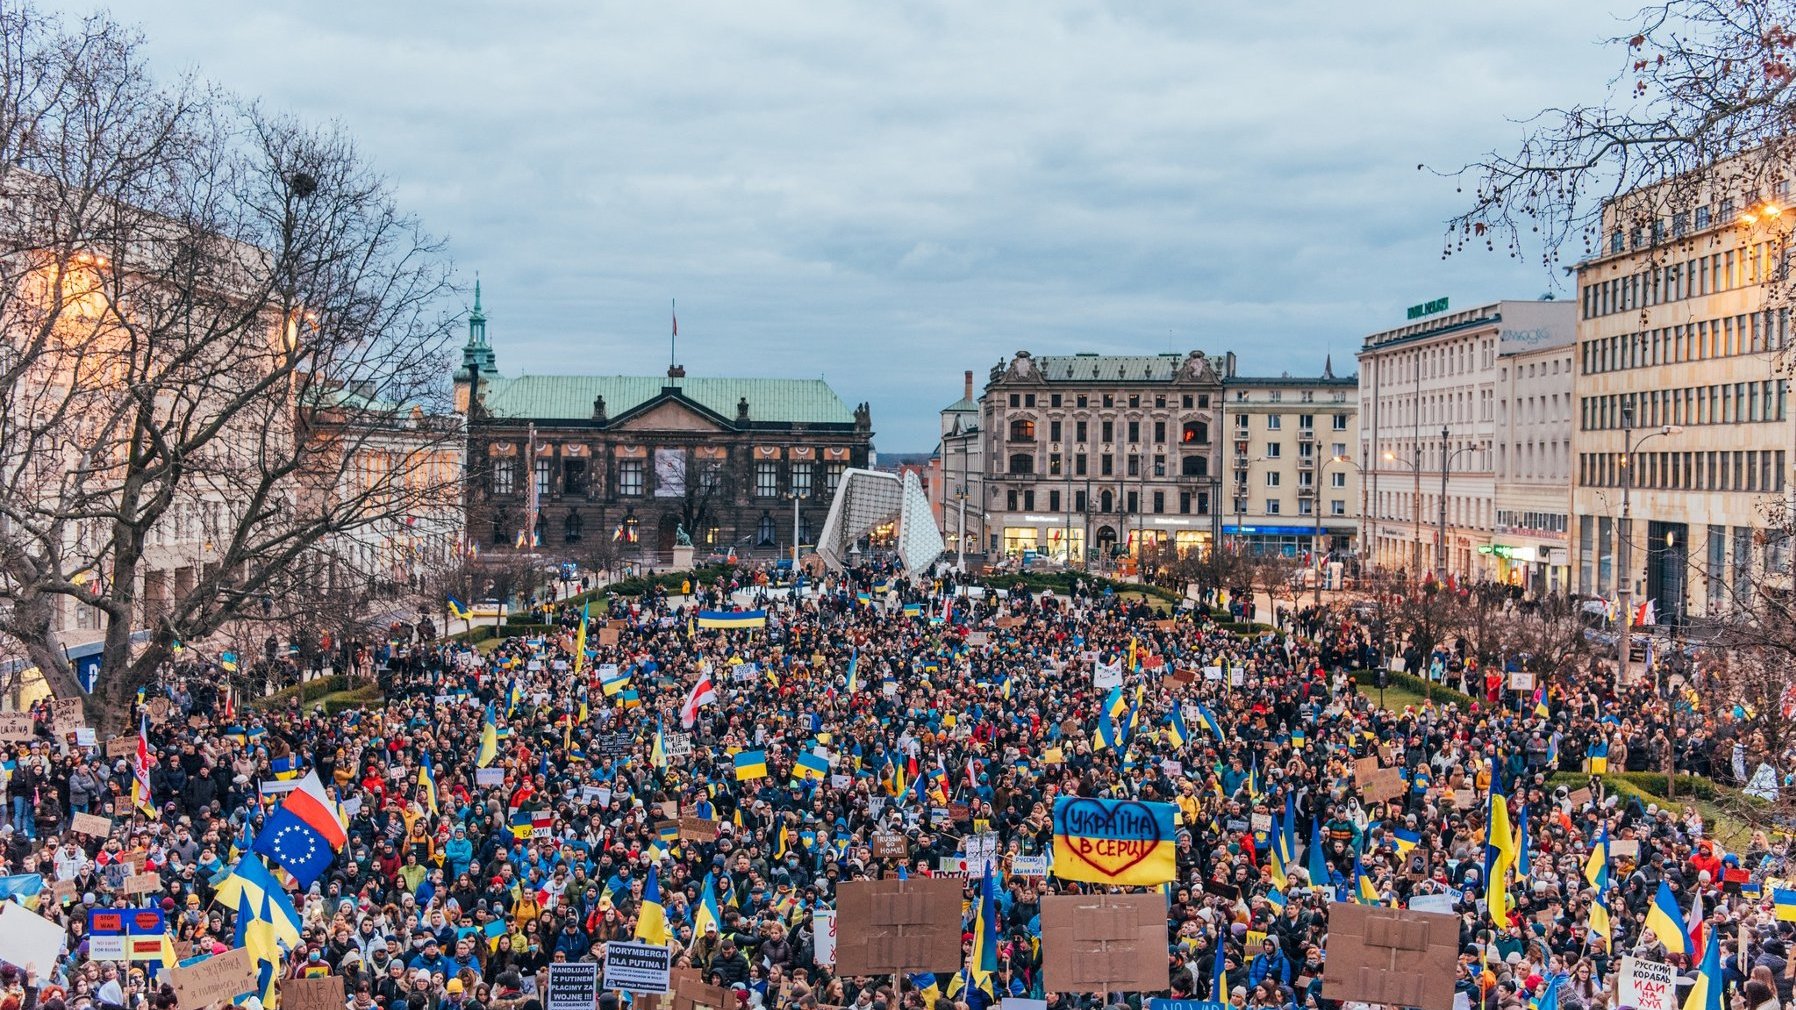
1682, 921, 1724, 1010
635, 866, 670, 946
447, 595, 473, 622
1050, 796, 1177, 886
735, 750, 768, 781
696, 609, 767, 630
1166, 708, 1190, 747
1646, 878, 1692, 954
477, 701, 498, 769
418, 754, 438, 815
794, 752, 830, 782
270, 754, 303, 781
1773, 888, 1796, 922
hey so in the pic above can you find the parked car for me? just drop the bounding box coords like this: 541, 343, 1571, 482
470, 599, 508, 618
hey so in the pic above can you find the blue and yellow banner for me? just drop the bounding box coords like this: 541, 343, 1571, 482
1050, 795, 1177, 886
696, 609, 768, 630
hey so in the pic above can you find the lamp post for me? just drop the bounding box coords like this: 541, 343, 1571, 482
1135, 458, 1165, 570
1433, 428, 1487, 583
784, 489, 802, 571
1381, 447, 1424, 581
1615, 404, 1682, 688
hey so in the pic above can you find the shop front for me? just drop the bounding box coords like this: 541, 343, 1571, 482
1480, 542, 1571, 597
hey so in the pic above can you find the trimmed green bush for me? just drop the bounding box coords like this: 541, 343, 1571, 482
1369, 669, 1479, 708
253, 675, 350, 709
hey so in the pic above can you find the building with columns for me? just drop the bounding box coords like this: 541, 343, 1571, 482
977, 349, 1225, 564
1357, 299, 1575, 581
454, 287, 874, 560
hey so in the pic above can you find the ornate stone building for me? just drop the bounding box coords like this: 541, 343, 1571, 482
978, 349, 1225, 563
453, 288, 873, 559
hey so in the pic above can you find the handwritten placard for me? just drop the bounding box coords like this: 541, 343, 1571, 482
281, 976, 347, 1010
167, 947, 258, 1010
0, 713, 34, 742
106, 738, 139, 759
70, 812, 113, 838
678, 816, 720, 842
123, 872, 161, 895
50, 698, 84, 733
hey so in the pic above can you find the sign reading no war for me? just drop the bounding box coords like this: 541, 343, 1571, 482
1050, 795, 1177, 886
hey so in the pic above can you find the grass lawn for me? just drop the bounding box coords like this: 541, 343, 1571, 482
1357, 681, 1433, 711
476, 636, 504, 655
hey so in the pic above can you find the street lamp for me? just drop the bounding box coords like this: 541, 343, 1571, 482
1380, 446, 1424, 580
1382, 430, 1483, 583
1232, 455, 1269, 555
1135, 458, 1166, 567
1615, 403, 1682, 687
783, 489, 802, 572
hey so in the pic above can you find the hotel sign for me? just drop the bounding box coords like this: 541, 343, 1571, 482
1406, 297, 1449, 320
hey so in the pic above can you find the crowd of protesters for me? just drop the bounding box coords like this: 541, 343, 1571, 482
0, 561, 1788, 1010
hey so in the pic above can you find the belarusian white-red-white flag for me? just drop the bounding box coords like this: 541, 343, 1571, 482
680, 670, 717, 728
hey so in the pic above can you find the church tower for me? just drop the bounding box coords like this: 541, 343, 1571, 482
454, 280, 498, 413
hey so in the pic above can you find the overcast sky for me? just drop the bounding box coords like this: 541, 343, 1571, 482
70, 0, 1631, 451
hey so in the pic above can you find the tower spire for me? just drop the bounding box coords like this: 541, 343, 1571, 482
460, 274, 496, 377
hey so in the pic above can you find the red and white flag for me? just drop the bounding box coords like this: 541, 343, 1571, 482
131, 714, 154, 816
680, 670, 717, 728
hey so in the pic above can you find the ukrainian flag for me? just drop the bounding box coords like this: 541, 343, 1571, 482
1194, 703, 1225, 740
447, 595, 473, 622
903, 602, 923, 617
601, 669, 632, 696
214, 855, 303, 949
635, 866, 670, 946
735, 750, 769, 781
845, 649, 860, 693
1390, 827, 1420, 858
651, 719, 668, 770
220, 651, 239, 672
0, 873, 43, 909
693, 870, 724, 936
477, 701, 498, 769
509, 810, 534, 839
1485, 785, 1515, 923
794, 751, 830, 782
1587, 739, 1609, 774
1050, 795, 1178, 886
619, 689, 642, 708
1589, 859, 1612, 945
1165, 708, 1190, 747
1774, 888, 1796, 922
1645, 879, 1692, 953
418, 755, 438, 815
696, 609, 767, 630
1683, 923, 1724, 1010
270, 754, 303, 781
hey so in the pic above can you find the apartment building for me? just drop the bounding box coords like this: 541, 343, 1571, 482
1220, 358, 1360, 559
932, 370, 986, 561
1358, 299, 1575, 581
1571, 178, 1793, 625
979, 349, 1225, 562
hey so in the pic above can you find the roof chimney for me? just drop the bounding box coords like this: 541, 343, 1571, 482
963, 370, 973, 401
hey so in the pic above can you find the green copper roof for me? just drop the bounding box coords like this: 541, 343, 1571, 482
1034, 353, 1188, 382
480, 374, 856, 425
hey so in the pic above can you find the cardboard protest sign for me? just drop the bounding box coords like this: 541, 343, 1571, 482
813, 910, 837, 966
598, 628, 620, 647
167, 947, 258, 1009
1360, 767, 1407, 804
106, 737, 139, 759
50, 698, 83, 735
123, 872, 161, 895
833, 877, 962, 975
0, 712, 33, 741
281, 977, 347, 1010
678, 816, 720, 842
1618, 956, 1677, 1010
70, 812, 113, 838
670, 968, 731, 1010
1610, 838, 1641, 860
872, 833, 909, 860
1320, 903, 1458, 1010
1050, 796, 1177, 886
1040, 893, 1167, 993
1354, 756, 1381, 780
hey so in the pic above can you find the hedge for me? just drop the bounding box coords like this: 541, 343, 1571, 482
253, 675, 351, 709
992, 571, 1182, 603
1545, 770, 1724, 803
316, 686, 383, 714
1215, 621, 1276, 635
1349, 669, 1479, 708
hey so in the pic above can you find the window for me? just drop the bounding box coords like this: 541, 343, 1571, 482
1332, 443, 1347, 457
1610, 229, 1624, 253
1299, 499, 1314, 516
755, 462, 779, 497
1128, 420, 1140, 443
1264, 472, 1281, 487
618, 460, 645, 497
1009, 418, 1036, 441
1331, 472, 1346, 488
1265, 443, 1281, 458
790, 463, 813, 497
1182, 421, 1207, 444
1196, 491, 1210, 514
1153, 420, 1166, 443
1101, 420, 1114, 442
1266, 499, 1281, 515
1331, 500, 1346, 516
1048, 453, 1062, 475
1007, 490, 1018, 510
1126, 491, 1138, 513
756, 513, 777, 546
1332, 414, 1348, 430
1024, 394, 1035, 407
563, 512, 583, 543
1009, 394, 1020, 407
1075, 453, 1088, 475
1049, 420, 1062, 441
1152, 491, 1164, 513
1299, 414, 1314, 431
1101, 454, 1114, 476
492, 459, 516, 496
1050, 394, 1062, 407
563, 459, 588, 495
1074, 491, 1087, 512
1126, 454, 1140, 477
1179, 492, 1191, 514
1009, 453, 1034, 475
535, 458, 552, 497
1181, 456, 1207, 477
826, 463, 845, 493
1696, 206, 1712, 229
1266, 415, 1282, 429
1100, 490, 1113, 512
1076, 420, 1088, 442
1076, 395, 1088, 408
1128, 395, 1139, 408
1048, 490, 1060, 511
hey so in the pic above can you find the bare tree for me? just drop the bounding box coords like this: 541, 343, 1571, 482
0, 7, 458, 730
1445, 0, 1796, 273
